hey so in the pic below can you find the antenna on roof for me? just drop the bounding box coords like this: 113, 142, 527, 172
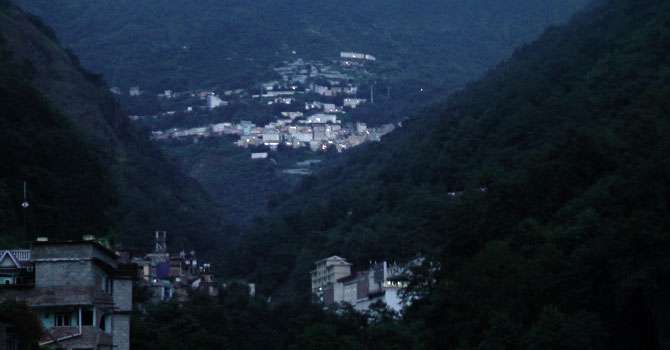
22, 181, 30, 242
370, 84, 374, 104
155, 231, 167, 253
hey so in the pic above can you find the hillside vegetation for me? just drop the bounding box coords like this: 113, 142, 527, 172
0, 1, 228, 255
222, 0, 670, 347
14, 0, 588, 94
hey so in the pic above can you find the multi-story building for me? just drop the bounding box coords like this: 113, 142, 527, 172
310, 256, 352, 294
318, 259, 411, 313
0, 239, 133, 350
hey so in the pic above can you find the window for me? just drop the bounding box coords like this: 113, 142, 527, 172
99, 315, 109, 332
55, 312, 71, 327
6, 326, 17, 350
104, 277, 113, 295
81, 310, 94, 326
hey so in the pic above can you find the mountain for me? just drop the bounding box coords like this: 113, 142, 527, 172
9, 0, 593, 229
0, 1, 228, 256
13, 0, 589, 94
223, 0, 670, 346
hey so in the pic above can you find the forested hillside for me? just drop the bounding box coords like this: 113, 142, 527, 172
14, 0, 588, 93
0, 26, 114, 245
0, 1, 228, 255
222, 0, 670, 346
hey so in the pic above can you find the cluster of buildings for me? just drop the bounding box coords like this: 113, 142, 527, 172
133, 53, 397, 153
152, 117, 395, 152
131, 231, 219, 302
271, 56, 359, 86
310, 256, 412, 313
0, 232, 223, 350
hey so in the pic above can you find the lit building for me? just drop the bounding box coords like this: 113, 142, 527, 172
318, 259, 413, 313
206, 95, 226, 109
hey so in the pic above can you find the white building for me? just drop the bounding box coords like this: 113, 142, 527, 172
356, 122, 367, 134
323, 103, 340, 113
281, 111, 303, 120
320, 260, 410, 313
343, 98, 367, 108
263, 133, 281, 142
207, 95, 227, 109
310, 256, 353, 294
211, 123, 232, 133
307, 114, 338, 124
340, 52, 365, 59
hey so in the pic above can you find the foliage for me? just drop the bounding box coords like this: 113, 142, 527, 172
0, 31, 115, 242
220, 0, 670, 347
0, 299, 43, 349
158, 136, 332, 226
132, 286, 414, 350
0, 2, 230, 257
14, 0, 589, 96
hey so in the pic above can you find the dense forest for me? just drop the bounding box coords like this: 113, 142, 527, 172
0, 0, 229, 256
11, 0, 593, 230
14, 0, 589, 94
214, 0, 669, 347
2, 0, 670, 348
0, 26, 115, 246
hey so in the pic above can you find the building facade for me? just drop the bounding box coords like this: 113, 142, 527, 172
0, 240, 133, 350
310, 256, 352, 294
316, 259, 412, 313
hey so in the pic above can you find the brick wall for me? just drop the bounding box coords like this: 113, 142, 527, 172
113, 314, 130, 350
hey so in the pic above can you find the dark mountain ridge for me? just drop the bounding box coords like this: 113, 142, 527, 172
0, 0, 228, 256
225, 0, 670, 346
14, 0, 589, 94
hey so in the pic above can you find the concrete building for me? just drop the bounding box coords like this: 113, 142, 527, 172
206, 95, 227, 109
0, 239, 133, 350
251, 152, 268, 159
340, 52, 365, 59
343, 98, 367, 108
307, 114, 338, 124
310, 256, 352, 294
281, 111, 303, 120
312, 123, 331, 141
317, 259, 411, 313
356, 122, 367, 134
262, 131, 281, 142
